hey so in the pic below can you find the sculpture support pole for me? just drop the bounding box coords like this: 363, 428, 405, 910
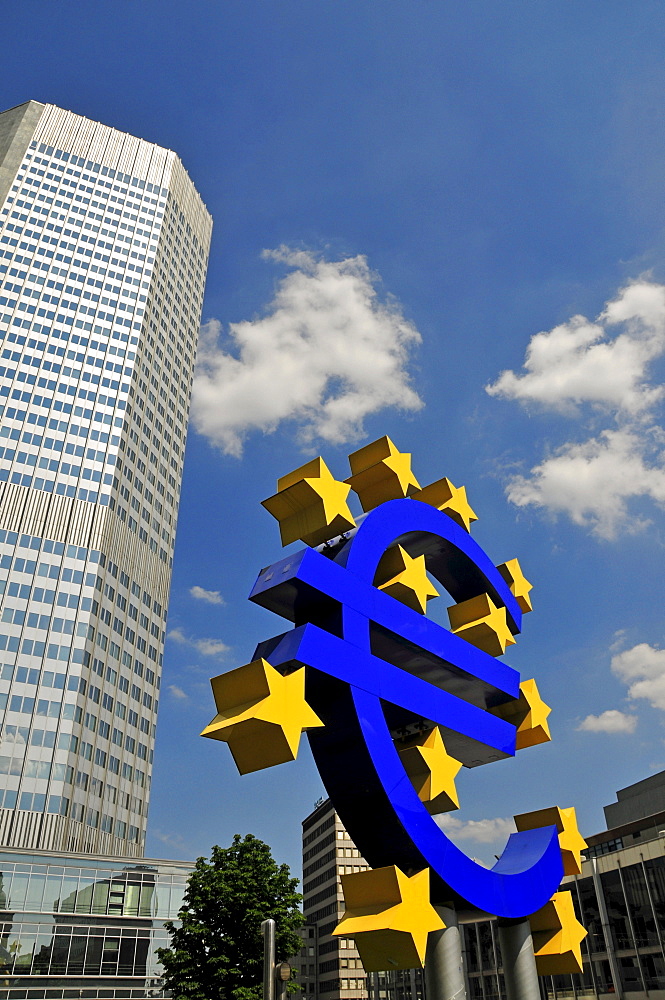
425, 906, 467, 1000
497, 918, 540, 1000
261, 918, 276, 1000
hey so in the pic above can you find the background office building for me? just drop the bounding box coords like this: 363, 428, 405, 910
0, 100, 212, 858
296, 798, 425, 1000
297, 798, 372, 1000
466, 771, 665, 1000
301, 774, 665, 1000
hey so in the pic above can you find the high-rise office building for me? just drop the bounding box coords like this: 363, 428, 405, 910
0, 101, 212, 858
297, 798, 425, 1000
298, 797, 371, 1000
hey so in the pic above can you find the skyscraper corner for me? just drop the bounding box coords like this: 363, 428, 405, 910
0, 100, 212, 857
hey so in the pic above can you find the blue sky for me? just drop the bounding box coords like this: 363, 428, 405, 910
5, 0, 665, 875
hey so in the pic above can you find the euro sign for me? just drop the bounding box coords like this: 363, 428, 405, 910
249, 497, 563, 918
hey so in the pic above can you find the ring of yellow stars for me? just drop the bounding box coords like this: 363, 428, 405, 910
396, 727, 462, 813
497, 557, 533, 613
515, 806, 587, 875
262, 457, 356, 548
491, 678, 551, 749
414, 478, 478, 533
200, 658, 323, 774
376, 545, 439, 614
447, 593, 516, 657
333, 866, 445, 971
529, 891, 587, 975
346, 436, 421, 512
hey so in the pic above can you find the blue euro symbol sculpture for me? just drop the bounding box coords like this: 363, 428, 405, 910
248, 496, 563, 918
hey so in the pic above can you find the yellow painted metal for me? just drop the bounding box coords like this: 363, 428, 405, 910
414, 477, 478, 532
529, 891, 587, 975
447, 593, 516, 657
397, 727, 462, 813
496, 558, 533, 613
262, 457, 355, 547
491, 678, 551, 750
346, 436, 421, 512
515, 806, 587, 876
375, 545, 439, 614
200, 658, 323, 774
333, 866, 445, 971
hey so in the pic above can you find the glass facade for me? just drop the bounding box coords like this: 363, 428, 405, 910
463, 850, 665, 1000
0, 101, 212, 856
0, 846, 191, 998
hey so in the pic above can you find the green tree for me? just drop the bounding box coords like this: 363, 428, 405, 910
157, 834, 303, 1000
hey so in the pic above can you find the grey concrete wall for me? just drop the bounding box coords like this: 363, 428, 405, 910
604, 770, 665, 829
0, 100, 44, 208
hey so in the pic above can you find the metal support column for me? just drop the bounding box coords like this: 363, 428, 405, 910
425, 905, 467, 1000
497, 918, 540, 1000
262, 918, 276, 1000
641, 853, 665, 966
591, 858, 623, 999
617, 862, 649, 995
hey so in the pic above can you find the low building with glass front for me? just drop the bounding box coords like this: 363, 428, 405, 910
0, 846, 191, 999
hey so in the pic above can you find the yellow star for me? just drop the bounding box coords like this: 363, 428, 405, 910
514, 806, 587, 875
262, 457, 355, 547
333, 866, 444, 971
397, 727, 462, 813
447, 593, 516, 657
497, 558, 533, 613
376, 546, 439, 614
346, 436, 421, 512
200, 659, 323, 774
491, 678, 551, 749
529, 891, 587, 976
414, 478, 478, 532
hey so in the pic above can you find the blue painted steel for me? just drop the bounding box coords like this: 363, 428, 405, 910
257, 623, 516, 763
249, 496, 563, 916
250, 545, 520, 709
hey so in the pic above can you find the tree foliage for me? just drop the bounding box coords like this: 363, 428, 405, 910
157, 834, 303, 1000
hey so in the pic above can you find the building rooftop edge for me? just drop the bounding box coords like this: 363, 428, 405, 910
302, 797, 333, 831
1, 100, 212, 218
0, 845, 194, 868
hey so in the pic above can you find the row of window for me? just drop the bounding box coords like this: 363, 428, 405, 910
0, 527, 166, 622
32, 142, 170, 199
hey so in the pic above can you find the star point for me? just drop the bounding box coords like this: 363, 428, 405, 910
201, 659, 323, 773
529, 891, 587, 975
497, 558, 533, 613
333, 866, 444, 971
414, 478, 478, 532
376, 546, 439, 614
448, 593, 516, 656
346, 436, 421, 512
262, 457, 355, 547
492, 678, 551, 749
515, 806, 587, 875
397, 727, 462, 813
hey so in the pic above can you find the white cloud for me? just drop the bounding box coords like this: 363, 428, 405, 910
189, 585, 224, 605
577, 709, 637, 733
191, 247, 423, 457
612, 642, 665, 710
435, 813, 516, 844
505, 428, 665, 539
486, 281, 665, 415
168, 628, 187, 644
167, 628, 229, 658
167, 684, 188, 700
194, 637, 229, 657
151, 829, 187, 851
487, 280, 665, 537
